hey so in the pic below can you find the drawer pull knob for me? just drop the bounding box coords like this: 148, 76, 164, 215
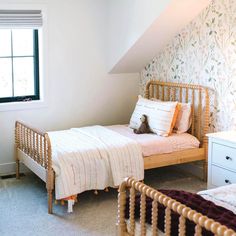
225, 179, 231, 184
225, 156, 232, 161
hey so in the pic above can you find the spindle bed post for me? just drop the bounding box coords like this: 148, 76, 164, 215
15, 122, 20, 179
203, 88, 210, 181
117, 181, 128, 235
45, 133, 54, 214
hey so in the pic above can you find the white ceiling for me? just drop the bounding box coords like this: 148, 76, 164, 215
109, 0, 211, 74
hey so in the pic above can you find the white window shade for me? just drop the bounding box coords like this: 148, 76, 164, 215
0, 10, 42, 29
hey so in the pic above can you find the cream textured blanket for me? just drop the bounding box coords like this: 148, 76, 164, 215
48, 126, 144, 199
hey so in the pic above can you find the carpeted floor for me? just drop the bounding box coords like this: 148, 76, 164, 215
0, 167, 206, 236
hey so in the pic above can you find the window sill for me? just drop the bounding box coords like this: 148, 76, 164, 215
0, 100, 47, 112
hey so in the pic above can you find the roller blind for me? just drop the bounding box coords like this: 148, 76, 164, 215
0, 10, 42, 29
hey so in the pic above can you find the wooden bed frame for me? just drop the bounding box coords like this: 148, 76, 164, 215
117, 178, 236, 236
15, 81, 210, 214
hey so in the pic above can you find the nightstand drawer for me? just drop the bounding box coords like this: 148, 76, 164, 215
212, 165, 236, 187
212, 142, 236, 171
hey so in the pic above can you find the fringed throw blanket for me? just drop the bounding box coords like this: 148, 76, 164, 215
125, 190, 236, 236
48, 125, 144, 199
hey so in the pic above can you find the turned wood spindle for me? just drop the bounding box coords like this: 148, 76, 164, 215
179, 215, 186, 236
140, 192, 146, 236
164, 207, 171, 236
151, 199, 158, 236
129, 186, 136, 235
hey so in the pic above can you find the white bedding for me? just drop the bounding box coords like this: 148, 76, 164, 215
48, 125, 144, 199
107, 125, 200, 156
198, 184, 236, 214
48, 124, 199, 199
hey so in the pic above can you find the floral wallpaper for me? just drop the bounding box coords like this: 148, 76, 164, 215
141, 0, 236, 132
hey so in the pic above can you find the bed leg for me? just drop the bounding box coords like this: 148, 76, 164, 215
117, 181, 128, 236
16, 159, 20, 179
47, 170, 54, 214
48, 189, 53, 214
203, 161, 208, 182
15, 141, 20, 179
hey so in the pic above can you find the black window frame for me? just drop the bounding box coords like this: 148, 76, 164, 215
0, 29, 40, 103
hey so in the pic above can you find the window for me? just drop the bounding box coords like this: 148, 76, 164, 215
0, 29, 39, 103
0, 9, 42, 104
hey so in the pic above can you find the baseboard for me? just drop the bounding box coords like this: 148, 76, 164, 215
0, 162, 29, 176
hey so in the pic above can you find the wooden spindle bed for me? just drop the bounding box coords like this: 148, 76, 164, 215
117, 178, 236, 236
15, 81, 210, 214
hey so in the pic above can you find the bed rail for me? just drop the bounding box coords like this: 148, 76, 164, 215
117, 178, 236, 236
15, 121, 54, 214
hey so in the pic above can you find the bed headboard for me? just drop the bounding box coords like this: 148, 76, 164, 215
145, 81, 210, 146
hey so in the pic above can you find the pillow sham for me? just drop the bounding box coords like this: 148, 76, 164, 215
129, 96, 178, 137
151, 98, 192, 134
174, 102, 192, 134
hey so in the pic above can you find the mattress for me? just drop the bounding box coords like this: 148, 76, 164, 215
107, 125, 200, 157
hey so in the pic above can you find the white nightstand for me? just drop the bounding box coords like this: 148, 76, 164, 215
207, 131, 236, 189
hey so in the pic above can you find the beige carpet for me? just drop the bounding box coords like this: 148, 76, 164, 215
0, 167, 206, 236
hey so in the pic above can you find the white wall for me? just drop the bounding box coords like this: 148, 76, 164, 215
107, 0, 171, 72
0, 0, 140, 175
110, 0, 211, 73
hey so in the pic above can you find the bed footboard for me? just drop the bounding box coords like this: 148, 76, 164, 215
117, 178, 236, 236
15, 121, 54, 214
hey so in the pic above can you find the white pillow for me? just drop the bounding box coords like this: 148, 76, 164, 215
129, 96, 178, 137
151, 98, 192, 134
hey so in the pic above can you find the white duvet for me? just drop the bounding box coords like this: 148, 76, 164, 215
48, 125, 144, 199
198, 184, 236, 214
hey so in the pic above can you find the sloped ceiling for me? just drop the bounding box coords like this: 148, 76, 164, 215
109, 0, 211, 74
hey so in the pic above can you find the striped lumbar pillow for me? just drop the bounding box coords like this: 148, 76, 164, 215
129, 96, 178, 136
